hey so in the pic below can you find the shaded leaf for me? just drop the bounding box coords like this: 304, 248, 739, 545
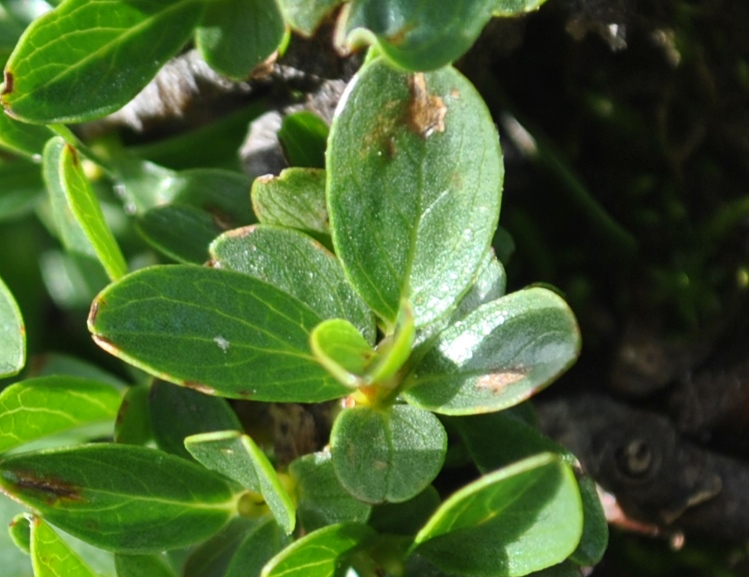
328, 59, 502, 329
149, 380, 241, 460
0, 444, 237, 552
8, 513, 31, 554
0, 274, 24, 377
261, 523, 376, 577
413, 453, 583, 577
568, 475, 608, 567
368, 485, 440, 536
210, 224, 375, 343
185, 430, 296, 534
0, 376, 120, 453
2, 0, 204, 123
277, 0, 342, 36
493, 0, 549, 16
289, 451, 372, 533
331, 405, 446, 503
403, 287, 580, 415
28, 352, 127, 389
0, 160, 45, 222
196, 0, 284, 80
114, 384, 151, 445
114, 553, 176, 577
88, 265, 348, 402
341, 0, 496, 71
0, 112, 52, 159
278, 111, 328, 168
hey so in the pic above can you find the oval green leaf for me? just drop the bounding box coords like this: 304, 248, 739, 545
413, 453, 583, 577
210, 225, 375, 343
0, 275, 25, 377
278, 111, 329, 169
2, 0, 204, 123
196, 0, 284, 81
341, 0, 496, 71
185, 430, 296, 534
88, 265, 349, 402
29, 515, 99, 577
0, 376, 121, 454
115, 553, 176, 577
327, 59, 502, 330
149, 381, 241, 460
330, 404, 447, 504
43, 138, 127, 280
569, 475, 608, 567
0, 444, 237, 552
288, 451, 372, 533
261, 523, 376, 577
184, 516, 288, 577
8, 513, 32, 554
402, 287, 581, 415
250, 168, 329, 241
310, 319, 375, 387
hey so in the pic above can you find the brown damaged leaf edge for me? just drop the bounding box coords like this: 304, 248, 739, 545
88, 300, 101, 325
1, 70, 13, 97
8, 470, 84, 505
183, 381, 218, 396
407, 73, 446, 139
65, 143, 79, 166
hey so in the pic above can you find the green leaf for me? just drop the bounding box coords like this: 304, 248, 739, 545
184, 516, 288, 577
450, 410, 571, 474
28, 352, 127, 389
185, 430, 296, 534
0, 444, 237, 552
261, 523, 376, 577
413, 453, 584, 577
113, 384, 151, 445
365, 302, 414, 383
310, 319, 375, 387
526, 561, 584, 577
148, 381, 241, 460
8, 513, 31, 554
196, 0, 284, 81
288, 451, 372, 532
568, 475, 608, 567
251, 168, 329, 240
29, 515, 99, 577
0, 274, 24, 377
210, 225, 375, 344
402, 287, 581, 415
42, 138, 127, 280
39, 251, 108, 310
341, 0, 496, 71
368, 485, 440, 536
137, 203, 225, 264
0, 112, 52, 159
327, 59, 502, 330
0, 376, 121, 453
278, 111, 329, 168
276, 0, 342, 36
493, 0, 549, 17
115, 553, 175, 577
2, 0, 205, 123
88, 265, 348, 402
0, 160, 45, 222
330, 405, 447, 503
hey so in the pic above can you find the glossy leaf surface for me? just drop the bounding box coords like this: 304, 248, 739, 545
2, 0, 204, 123
331, 405, 446, 503
196, 0, 284, 80
114, 553, 175, 577
184, 516, 288, 577
414, 453, 583, 577
310, 319, 374, 387
29, 515, 99, 577
403, 288, 580, 415
43, 138, 127, 280
210, 225, 375, 343
185, 430, 296, 534
277, 0, 341, 36
251, 168, 329, 239
328, 59, 502, 329
0, 444, 236, 552
342, 0, 496, 71
0, 376, 120, 453
89, 265, 348, 402
0, 274, 24, 377
149, 381, 241, 460
288, 451, 372, 532
261, 523, 375, 577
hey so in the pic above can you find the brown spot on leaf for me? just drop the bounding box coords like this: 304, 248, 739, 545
475, 368, 529, 394
2, 71, 13, 96
12, 471, 83, 505
65, 144, 79, 166
183, 381, 217, 396
88, 300, 100, 325
407, 73, 446, 138
450, 89, 461, 99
